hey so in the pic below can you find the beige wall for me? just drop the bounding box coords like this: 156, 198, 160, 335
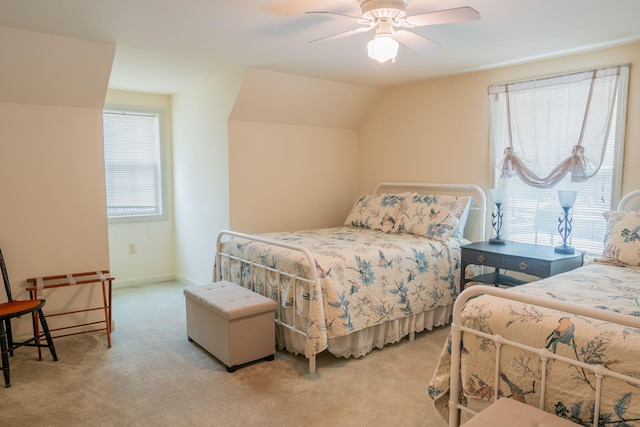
0, 104, 111, 278
228, 121, 358, 232
230, 68, 380, 129
172, 69, 247, 285
104, 90, 175, 287
0, 27, 115, 336
359, 42, 640, 201
0, 26, 114, 108
228, 69, 380, 233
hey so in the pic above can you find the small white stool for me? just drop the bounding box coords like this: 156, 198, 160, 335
464, 398, 580, 427
184, 281, 277, 372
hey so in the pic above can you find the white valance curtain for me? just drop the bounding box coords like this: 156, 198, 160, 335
489, 64, 628, 188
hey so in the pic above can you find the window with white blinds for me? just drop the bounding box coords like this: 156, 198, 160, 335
103, 107, 164, 219
490, 66, 629, 255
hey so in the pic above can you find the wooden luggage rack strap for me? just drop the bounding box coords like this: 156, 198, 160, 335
26, 270, 114, 350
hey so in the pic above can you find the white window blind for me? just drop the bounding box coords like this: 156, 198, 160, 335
489, 65, 629, 255
103, 108, 163, 219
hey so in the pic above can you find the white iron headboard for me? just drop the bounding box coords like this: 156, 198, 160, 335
618, 189, 640, 211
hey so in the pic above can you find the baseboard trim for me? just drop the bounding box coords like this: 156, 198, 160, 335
113, 274, 178, 289
174, 274, 200, 287
112, 274, 205, 289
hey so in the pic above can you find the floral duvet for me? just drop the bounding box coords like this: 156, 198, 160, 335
218, 226, 464, 358
428, 261, 640, 426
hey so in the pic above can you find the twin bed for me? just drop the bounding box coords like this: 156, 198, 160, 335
215, 182, 486, 374
429, 189, 640, 426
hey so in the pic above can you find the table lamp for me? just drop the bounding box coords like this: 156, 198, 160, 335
555, 190, 578, 254
489, 188, 507, 244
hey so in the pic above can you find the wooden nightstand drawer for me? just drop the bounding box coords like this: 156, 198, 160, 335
464, 251, 500, 267
503, 257, 547, 277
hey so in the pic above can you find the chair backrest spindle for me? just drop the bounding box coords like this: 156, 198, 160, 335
0, 248, 13, 302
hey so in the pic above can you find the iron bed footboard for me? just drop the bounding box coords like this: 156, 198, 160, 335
215, 229, 322, 375
449, 285, 640, 427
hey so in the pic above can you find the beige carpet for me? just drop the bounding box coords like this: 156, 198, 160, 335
0, 281, 450, 427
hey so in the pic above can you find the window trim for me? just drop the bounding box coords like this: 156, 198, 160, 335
103, 104, 168, 223
610, 67, 629, 209
489, 65, 629, 255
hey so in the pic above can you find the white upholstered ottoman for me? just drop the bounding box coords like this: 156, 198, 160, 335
184, 281, 277, 372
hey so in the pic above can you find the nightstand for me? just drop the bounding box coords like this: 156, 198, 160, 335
460, 241, 584, 291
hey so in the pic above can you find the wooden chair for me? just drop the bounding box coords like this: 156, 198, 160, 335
0, 248, 58, 387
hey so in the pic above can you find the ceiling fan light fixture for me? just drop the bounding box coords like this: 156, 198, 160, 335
367, 17, 398, 63
367, 35, 399, 63
308, 3, 479, 63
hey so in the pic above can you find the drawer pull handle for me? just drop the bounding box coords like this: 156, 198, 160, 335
478, 255, 486, 263
519, 262, 528, 270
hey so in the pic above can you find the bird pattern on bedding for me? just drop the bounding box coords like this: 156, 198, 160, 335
428, 262, 640, 426
218, 226, 464, 358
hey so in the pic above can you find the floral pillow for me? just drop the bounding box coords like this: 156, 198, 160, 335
602, 211, 640, 266
344, 192, 409, 233
393, 194, 470, 242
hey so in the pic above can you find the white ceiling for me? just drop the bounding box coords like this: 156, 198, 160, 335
1, 0, 639, 94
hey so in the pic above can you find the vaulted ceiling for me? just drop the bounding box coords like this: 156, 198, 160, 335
1, 0, 639, 94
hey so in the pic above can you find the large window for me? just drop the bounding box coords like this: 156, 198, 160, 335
103, 106, 165, 220
489, 65, 629, 255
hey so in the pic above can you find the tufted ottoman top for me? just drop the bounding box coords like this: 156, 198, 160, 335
184, 281, 277, 320
464, 398, 580, 427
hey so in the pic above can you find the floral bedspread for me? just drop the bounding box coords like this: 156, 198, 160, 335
218, 226, 464, 358
428, 261, 640, 426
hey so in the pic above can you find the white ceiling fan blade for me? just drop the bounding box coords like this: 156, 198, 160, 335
308, 25, 374, 43
402, 6, 480, 28
395, 30, 440, 53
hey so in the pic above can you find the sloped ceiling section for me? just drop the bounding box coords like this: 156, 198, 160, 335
0, 26, 115, 108
229, 68, 381, 129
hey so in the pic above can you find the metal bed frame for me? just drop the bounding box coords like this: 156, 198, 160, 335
215, 182, 486, 375
448, 189, 640, 426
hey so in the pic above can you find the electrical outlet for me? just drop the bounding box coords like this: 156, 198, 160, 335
128, 243, 136, 255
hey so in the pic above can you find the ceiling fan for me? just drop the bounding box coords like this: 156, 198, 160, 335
306, 0, 480, 63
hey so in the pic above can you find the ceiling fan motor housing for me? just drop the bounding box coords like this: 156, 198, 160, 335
361, 0, 408, 20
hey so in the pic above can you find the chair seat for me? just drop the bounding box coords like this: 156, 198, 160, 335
0, 247, 58, 387
0, 299, 45, 317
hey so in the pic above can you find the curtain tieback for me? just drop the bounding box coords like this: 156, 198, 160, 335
500, 147, 517, 178
570, 145, 587, 182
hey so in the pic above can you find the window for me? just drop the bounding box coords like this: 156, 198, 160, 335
489, 65, 629, 255
103, 107, 165, 220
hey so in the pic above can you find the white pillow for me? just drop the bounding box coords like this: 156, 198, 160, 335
451, 197, 474, 240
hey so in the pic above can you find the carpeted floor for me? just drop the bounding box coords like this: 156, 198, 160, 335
0, 281, 450, 426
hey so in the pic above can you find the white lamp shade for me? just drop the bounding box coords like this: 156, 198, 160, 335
557, 190, 578, 208
489, 188, 507, 204
367, 36, 399, 63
